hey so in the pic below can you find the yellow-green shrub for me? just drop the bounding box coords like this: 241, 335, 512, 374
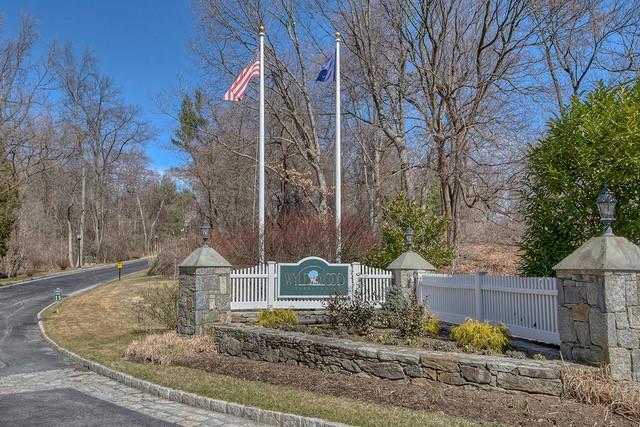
422, 315, 440, 336
257, 308, 298, 327
450, 319, 509, 353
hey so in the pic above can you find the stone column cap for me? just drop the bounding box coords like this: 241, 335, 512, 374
387, 250, 436, 271
179, 246, 232, 268
553, 235, 640, 272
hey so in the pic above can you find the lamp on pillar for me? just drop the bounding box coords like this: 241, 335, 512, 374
405, 227, 414, 251
200, 218, 211, 247
596, 185, 616, 236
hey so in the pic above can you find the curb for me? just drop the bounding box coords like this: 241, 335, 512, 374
37, 282, 348, 427
1, 258, 148, 290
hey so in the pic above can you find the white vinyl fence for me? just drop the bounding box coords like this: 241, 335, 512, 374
418, 273, 559, 344
230, 262, 392, 311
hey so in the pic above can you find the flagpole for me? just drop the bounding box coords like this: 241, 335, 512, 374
259, 25, 265, 265
335, 32, 341, 263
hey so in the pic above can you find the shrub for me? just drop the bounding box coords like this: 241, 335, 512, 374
380, 285, 405, 328
422, 315, 440, 336
257, 308, 298, 328
125, 332, 216, 366
56, 258, 70, 270
211, 212, 377, 268
323, 293, 377, 336
521, 82, 640, 276
324, 293, 347, 329
130, 280, 178, 330
399, 297, 428, 340
450, 319, 509, 353
363, 193, 454, 270
398, 291, 439, 341
382, 283, 440, 340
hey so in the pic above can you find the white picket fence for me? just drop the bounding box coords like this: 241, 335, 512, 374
231, 262, 559, 345
419, 273, 559, 344
230, 262, 392, 310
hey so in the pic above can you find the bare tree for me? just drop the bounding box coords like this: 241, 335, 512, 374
388, 0, 535, 245
194, 0, 334, 215
333, 0, 415, 199
52, 45, 150, 261
0, 16, 66, 197
530, 0, 640, 111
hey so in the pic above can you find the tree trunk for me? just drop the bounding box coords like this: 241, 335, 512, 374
396, 139, 413, 199
79, 164, 85, 267
136, 193, 149, 255
66, 204, 73, 266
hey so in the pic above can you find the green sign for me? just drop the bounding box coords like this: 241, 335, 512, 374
54, 288, 62, 302
279, 257, 349, 298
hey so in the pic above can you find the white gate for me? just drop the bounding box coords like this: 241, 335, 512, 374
230, 261, 392, 310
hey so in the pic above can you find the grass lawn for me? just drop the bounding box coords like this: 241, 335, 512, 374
42, 273, 492, 427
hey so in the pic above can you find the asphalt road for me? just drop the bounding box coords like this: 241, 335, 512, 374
0, 259, 148, 376
0, 388, 176, 427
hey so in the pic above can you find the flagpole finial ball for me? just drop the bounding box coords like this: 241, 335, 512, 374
335, 31, 340, 39
259, 25, 265, 33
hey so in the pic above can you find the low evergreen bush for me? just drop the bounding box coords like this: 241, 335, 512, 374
450, 319, 509, 353
364, 193, 454, 270
422, 315, 440, 336
257, 308, 298, 328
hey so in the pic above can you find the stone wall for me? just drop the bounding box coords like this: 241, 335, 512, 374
557, 271, 640, 381
213, 324, 565, 396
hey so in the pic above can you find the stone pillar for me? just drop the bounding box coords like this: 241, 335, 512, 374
178, 244, 232, 335
387, 250, 436, 301
554, 235, 640, 381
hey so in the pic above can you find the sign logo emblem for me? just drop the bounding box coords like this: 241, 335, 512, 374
278, 257, 349, 298
308, 270, 319, 284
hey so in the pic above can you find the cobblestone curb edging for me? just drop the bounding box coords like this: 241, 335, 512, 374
214, 324, 573, 396
37, 296, 348, 427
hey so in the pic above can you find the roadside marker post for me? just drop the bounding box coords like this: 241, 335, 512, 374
117, 261, 123, 281
53, 287, 62, 313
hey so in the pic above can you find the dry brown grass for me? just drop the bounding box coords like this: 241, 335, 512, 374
562, 365, 640, 422
125, 332, 216, 366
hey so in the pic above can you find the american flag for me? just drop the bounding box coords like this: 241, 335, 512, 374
223, 54, 260, 101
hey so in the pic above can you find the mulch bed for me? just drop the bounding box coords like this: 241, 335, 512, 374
174, 353, 635, 427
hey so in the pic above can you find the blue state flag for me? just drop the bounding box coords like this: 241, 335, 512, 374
316, 51, 336, 82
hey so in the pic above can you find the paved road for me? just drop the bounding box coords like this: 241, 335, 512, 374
0, 261, 262, 427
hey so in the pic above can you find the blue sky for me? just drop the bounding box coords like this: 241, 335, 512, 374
2, 0, 197, 171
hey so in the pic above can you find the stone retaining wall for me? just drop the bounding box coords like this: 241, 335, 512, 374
213, 324, 566, 396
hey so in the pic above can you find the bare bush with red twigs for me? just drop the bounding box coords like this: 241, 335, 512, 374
211, 212, 378, 268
